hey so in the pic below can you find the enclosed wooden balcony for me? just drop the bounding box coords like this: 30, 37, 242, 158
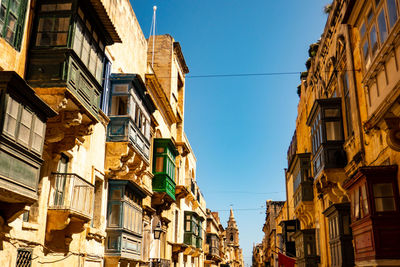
307, 98, 347, 178
0, 71, 56, 224
105, 180, 146, 262
294, 229, 320, 267
152, 139, 179, 210
26, 0, 121, 154
343, 165, 400, 265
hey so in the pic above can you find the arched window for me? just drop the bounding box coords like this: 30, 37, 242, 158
230, 234, 233, 242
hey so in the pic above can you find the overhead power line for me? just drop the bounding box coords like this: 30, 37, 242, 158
151, 69, 361, 79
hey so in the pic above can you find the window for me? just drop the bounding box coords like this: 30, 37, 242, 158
377, 9, 388, 43
35, 16, 70, 46
0, 0, 28, 50
351, 183, 369, 220
373, 183, 396, 211
54, 154, 69, 206
387, 0, 398, 28
342, 72, 353, 137
2, 96, 46, 154
16, 248, 32, 267
359, 0, 399, 68
153, 139, 178, 180
107, 181, 144, 234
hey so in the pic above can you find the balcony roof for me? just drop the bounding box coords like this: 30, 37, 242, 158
89, 0, 121, 45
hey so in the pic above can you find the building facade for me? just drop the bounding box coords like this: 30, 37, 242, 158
0, 1, 217, 266
259, 0, 400, 267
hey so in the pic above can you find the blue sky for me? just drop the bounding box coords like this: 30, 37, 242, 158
131, 1, 330, 266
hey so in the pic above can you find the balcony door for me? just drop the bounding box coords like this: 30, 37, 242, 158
54, 154, 69, 205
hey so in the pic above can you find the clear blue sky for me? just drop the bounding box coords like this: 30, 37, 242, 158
130, 1, 330, 266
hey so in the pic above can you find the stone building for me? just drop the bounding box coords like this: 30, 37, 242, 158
261, 0, 400, 267
0, 1, 209, 267
205, 210, 225, 267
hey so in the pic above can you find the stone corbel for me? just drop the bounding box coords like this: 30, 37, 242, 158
384, 114, 400, 151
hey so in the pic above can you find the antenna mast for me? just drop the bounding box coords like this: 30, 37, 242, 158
149, 6, 157, 68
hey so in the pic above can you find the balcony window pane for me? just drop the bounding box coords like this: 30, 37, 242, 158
95, 53, 103, 82
89, 43, 97, 74
18, 107, 32, 146
81, 32, 90, 65
367, 9, 374, 24
387, 0, 398, 28
360, 23, 366, 37
110, 204, 120, 226
4, 97, 19, 137
370, 25, 379, 56
124, 204, 129, 229
32, 118, 44, 153
325, 121, 342, 141
110, 96, 128, 115
324, 109, 340, 118
355, 188, 360, 218
156, 156, 164, 173
363, 40, 371, 66
361, 183, 369, 215
373, 183, 396, 211
111, 189, 121, 200
73, 21, 83, 56
378, 9, 388, 43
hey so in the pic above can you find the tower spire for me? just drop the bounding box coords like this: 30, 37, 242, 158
230, 206, 234, 219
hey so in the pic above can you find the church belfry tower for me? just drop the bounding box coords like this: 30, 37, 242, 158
226, 207, 239, 247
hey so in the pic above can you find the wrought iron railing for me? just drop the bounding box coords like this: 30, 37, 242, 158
49, 173, 94, 218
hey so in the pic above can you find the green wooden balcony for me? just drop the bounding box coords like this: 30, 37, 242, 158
294, 181, 314, 208
184, 232, 197, 247
27, 50, 102, 121
152, 175, 176, 201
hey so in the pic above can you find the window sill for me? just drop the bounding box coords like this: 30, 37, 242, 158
22, 222, 39, 231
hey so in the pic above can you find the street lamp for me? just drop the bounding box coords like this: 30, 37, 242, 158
153, 222, 162, 240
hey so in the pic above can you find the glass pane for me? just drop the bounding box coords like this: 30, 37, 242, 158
18, 108, 33, 145
4, 97, 19, 136
186, 221, 191, 231
89, 44, 97, 74
73, 21, 83, 55
10, 0, 19, 15
361, 183, 369, 215
41, 4, 56, 11
111, 189, 121, 200
57, 3, 72, 10
110, 204, 120, 226
325, 121, 342, 141
373, 183, 394, 197
5, 13, 17, 43
113, 84, 129, 93
370, 25, 379, 56
355, 188, 360, 218
156, 156, 164, 173
378, 9, 388, 43
363, 40, 371, 65
387, 0, 398, 28
81, 33, 90, 65
360, 23, 366, 37
324, 108, 340, 118
32, 117, 45, 152
124, 204, 129, 229
375, 197, 396, 211
367, 9, 374, 24
0, 4, 6, 30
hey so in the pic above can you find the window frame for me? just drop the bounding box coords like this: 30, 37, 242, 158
358, 0, 400, 69
2, 95, 46, 154
0, 0, 28, 50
